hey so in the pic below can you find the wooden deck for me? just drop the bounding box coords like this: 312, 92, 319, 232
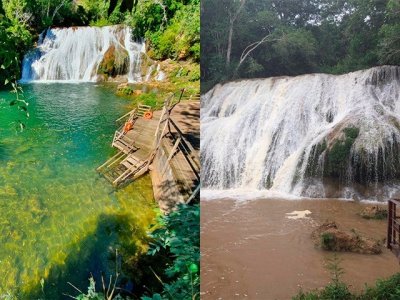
112, 111, 162, 159
149, 100, 200, 211
97, 103, 169, 187
97, 92, 200, 210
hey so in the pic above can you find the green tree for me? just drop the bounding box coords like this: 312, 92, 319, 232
202, 0, 397, 92
378, 0, 400, 64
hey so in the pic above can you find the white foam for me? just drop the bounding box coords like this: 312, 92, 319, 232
21, 26, 145, 82
201, 66, 400, 200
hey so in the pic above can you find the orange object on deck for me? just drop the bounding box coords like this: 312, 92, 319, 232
124, 120, 133, 133
144, 111, 153, 120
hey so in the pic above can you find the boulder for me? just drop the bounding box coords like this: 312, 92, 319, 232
360, 205, 388, 220
98, 45, 129, 77
311, 222, 382, 254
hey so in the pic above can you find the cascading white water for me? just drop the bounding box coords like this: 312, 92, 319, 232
201, 66, 400, 201
21, 25, 145, 82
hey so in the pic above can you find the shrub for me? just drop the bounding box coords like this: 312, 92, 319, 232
143, 204, 200, 300
136, 93, 158, 108
359, 273, 400, 300
321, 232, 335, 250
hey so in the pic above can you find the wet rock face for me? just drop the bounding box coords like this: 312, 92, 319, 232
366, 66, 400, 86
304, 126, 400, 183
98, 45, 129, 77
201, 65, 400, 200
311, 222, 382, 254
21, 25, 145, 82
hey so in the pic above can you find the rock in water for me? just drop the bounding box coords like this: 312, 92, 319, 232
98, 45, 130, 77
360, 205, 388, 220
311, 222, 382, 254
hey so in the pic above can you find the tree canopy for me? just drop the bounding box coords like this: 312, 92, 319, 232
201, 0, 400, 92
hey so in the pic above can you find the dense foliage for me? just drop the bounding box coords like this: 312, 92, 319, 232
293, 272, 400, 299
127, 0, 199, 61
0, 0, 199, 88
143, 204, 200, 300
202, 0, 400, 92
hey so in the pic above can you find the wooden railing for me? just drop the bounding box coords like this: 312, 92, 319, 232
387, 199, 400, 259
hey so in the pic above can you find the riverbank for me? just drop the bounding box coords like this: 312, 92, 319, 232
116, 59, 200, 110
201, 198, 399, 299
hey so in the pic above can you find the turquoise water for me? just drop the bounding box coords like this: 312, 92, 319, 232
0, 83, 156, 298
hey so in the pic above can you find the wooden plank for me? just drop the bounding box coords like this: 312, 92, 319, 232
113, 160, 148, 186
185, 183, 200, 204
112, 140, 137, 153
162, 137, 181, 175
104, 94, 199, 203
97, 150, 125, 171
115, 108, 136, 122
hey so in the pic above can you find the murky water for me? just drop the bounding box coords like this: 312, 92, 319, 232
0, 83, 155, 298
201, 198, 399, 300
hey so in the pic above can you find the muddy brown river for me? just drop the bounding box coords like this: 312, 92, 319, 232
201, 198, 399, 299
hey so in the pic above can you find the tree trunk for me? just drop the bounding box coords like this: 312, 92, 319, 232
225, 0, 246, 69
226, 21, 234, 68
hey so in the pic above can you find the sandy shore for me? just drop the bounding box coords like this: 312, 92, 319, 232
201, 198, 399, 300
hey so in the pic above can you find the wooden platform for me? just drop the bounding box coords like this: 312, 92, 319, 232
97, 104, 168, 187
112, 110, 162, 159
97, 93, 200, 210
149, 101, 200, 211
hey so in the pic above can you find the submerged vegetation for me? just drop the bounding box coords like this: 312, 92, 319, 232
72, 204, 200, 300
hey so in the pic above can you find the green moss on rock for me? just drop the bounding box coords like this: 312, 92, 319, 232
305, 139, 327, 177
98, 45, 129, 77
324, 127, 359, 179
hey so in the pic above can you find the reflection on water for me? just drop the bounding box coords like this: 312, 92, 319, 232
0, 83, 156, 298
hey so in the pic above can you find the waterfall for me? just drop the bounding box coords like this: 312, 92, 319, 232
201, 66, 400, 201
21, 25, 145, 82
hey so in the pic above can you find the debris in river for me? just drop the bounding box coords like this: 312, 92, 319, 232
286, 210, 312, 219
359, 205, 388, 220
312, 222, 382, 254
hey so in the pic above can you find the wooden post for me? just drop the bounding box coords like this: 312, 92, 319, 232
161, 137, 181, 175
97, 150, 124, 171
388, 200, 393, 249
185, 183, 200, 204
